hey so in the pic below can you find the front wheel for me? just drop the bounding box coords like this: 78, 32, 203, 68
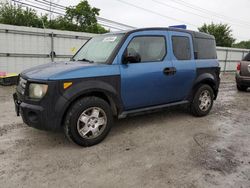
190, 84, 214, 117
64, 97, 113, 147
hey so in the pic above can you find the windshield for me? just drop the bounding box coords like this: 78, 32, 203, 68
72, 34, 124, 63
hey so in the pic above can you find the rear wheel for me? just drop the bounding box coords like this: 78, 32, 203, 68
64, 97, 113, 147
190, 84, 214, 117
237, 84, 248, 91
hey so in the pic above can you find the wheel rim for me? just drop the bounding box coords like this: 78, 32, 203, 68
198, 90, 212, 112
77, 107, 107, 139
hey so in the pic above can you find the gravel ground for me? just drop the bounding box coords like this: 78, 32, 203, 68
0, 73, 249, 188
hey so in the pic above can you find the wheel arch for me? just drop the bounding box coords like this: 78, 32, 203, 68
56, 80, 123, 127
189, 73, 218, 101
60, 90, 121, 127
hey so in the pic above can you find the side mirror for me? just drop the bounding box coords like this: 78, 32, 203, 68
123, 48, 141, 64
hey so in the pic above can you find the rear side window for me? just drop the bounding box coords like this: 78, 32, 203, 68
195, 38, 217, 59
243, 52, 250, 61
172, 36, 191, 60
126, 36, 166, 62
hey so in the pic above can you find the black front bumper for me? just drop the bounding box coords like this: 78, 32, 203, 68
13, 93, 21, 116
13, 93, 54, 130
13, 81, 69, 131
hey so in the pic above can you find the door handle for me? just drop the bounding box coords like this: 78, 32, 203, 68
163, 67, 176, 75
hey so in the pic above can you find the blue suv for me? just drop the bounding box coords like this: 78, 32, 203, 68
13, 27, 220, 146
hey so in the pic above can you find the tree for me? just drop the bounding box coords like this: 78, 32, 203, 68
198, 23, 235, 47
63, 0, 108, 33
233, 40, 250, 49
0, 1, 108, 34
0, 3, 42, 28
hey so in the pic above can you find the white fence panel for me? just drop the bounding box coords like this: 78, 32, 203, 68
217, 47, 250, 72
0, 24, 95, 73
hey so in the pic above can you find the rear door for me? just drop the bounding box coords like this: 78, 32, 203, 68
168, 31, 196, 100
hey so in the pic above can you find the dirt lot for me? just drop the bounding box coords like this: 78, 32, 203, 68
0, 73, 249, 188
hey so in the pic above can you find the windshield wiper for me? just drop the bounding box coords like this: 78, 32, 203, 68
78, 58, 95, 63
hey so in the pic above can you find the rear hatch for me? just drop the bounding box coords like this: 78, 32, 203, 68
240, 53, 250, 76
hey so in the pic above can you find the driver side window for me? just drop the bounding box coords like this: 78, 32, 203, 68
126, 36, 167, 63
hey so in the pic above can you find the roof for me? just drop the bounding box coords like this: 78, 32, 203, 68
108, 27, 215, 40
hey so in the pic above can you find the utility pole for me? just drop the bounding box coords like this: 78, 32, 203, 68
49, 0, 52, 21
49, 0, 60, 21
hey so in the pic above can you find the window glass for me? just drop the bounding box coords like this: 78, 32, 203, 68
172, 36, 191, 60
126, 36, 166, 62
73, 34, 124, 63
195, 38, 217, 59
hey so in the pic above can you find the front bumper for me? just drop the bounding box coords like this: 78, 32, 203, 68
13, 79, 69, 131
236, 73, 250, 87
13, 93, 58, 131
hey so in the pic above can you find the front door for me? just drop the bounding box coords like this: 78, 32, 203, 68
118, 31, 177, 110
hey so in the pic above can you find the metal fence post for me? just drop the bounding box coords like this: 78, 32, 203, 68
51, 32, 54, 62
242, 51, 245, 60
223, 49, 228, 73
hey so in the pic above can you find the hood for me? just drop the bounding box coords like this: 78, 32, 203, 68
21, 61, 120, 80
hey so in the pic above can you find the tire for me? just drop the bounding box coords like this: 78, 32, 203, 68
190, 84, 214, 117
64, 97, 113, 147
237, 84, 248, 91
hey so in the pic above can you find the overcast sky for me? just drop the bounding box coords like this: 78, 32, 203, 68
12, 0, 250, 42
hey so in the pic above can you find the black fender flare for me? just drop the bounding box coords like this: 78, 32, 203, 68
194, 73, 216, 86
188, 73, 218, 101
54, 80, 123, 126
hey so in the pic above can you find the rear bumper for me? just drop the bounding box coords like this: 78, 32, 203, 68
236, 73, 250, 87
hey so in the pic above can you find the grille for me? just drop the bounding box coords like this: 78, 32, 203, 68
17, 77, 27, 95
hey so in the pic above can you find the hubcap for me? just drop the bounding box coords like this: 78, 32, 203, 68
77, 107, 107, 139
198, 90, 212, 112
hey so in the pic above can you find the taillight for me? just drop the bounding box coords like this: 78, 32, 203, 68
237, 62, 241, 71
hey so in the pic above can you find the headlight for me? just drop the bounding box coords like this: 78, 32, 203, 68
29, 83, 48, 99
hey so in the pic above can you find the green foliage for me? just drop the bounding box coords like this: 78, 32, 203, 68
0, 3, 42, 27
0, 1, 108, 34
233, 40, 250, 49
198, 23, 235, 47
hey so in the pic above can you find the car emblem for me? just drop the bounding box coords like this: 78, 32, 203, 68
248, 64, 250, 73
